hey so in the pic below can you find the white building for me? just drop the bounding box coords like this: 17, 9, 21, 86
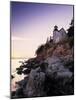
53, 26, 67, 43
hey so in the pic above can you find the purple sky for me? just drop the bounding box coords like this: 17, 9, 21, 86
11, 2, 73, 58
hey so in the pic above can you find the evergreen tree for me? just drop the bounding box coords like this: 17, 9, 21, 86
67, 19, 74, 37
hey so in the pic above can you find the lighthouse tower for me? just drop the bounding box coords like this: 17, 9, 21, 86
53, 25, 67, 43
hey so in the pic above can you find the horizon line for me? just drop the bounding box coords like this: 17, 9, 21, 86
11, 56, 35, 59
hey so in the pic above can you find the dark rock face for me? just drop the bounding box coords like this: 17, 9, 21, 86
45, 56, 72, 80
44, 56, 74, 96
24, 67, 46, 97
11, 55, 74, 98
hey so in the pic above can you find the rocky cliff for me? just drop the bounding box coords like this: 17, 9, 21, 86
11, 35, 74, 98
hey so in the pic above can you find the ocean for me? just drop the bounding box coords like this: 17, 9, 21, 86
11, 58, 28, 91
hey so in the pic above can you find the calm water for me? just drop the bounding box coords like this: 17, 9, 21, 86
11, 58, 28, 91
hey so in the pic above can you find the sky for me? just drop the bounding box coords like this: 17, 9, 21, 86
11, 2, 73, 58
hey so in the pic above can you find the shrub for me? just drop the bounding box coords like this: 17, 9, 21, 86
35, 44, 44, 55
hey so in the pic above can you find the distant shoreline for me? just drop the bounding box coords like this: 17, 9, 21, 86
11, 57, 30, 59
11, 56, 36, 59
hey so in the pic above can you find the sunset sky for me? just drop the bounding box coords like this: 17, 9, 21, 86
11, 2, 73, 58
